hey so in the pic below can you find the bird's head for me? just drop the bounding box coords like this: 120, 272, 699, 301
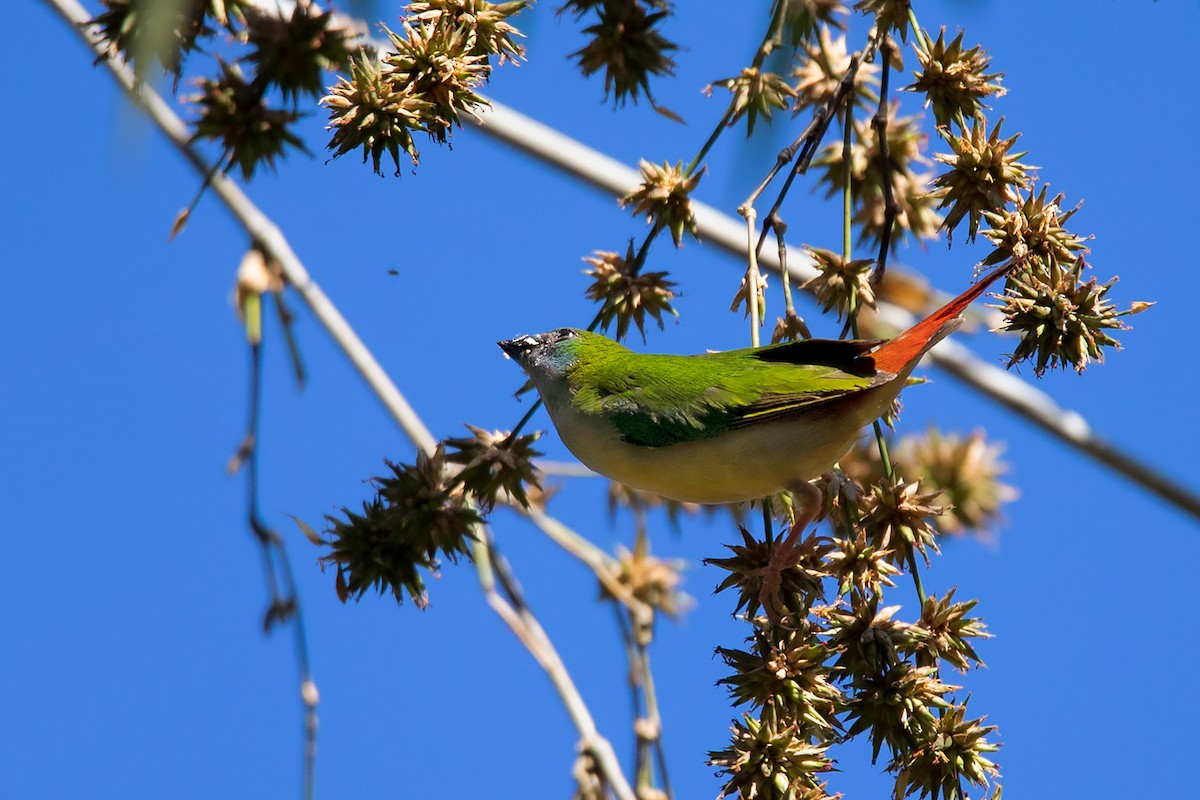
498, 328, 586, 380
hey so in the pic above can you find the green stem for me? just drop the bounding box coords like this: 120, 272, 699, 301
686, 105, 734, 176
841, 106, 854, 263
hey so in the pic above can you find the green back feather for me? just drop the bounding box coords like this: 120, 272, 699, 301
563, 332, 883, 448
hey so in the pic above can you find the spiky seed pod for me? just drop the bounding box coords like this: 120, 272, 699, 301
802, 247, 876, 321
897, 427, 1017, 536
571, 0, 678, 105
995, 259, 1147, 375
709, 67, 798, 137
821, 596, 922, 677
322, 53, 431, 175
583, 249, 678, 342
620, 160, 702, 247
90, 0, 223, 79
859, 475, 944, 568
189, 61, 307, 179
930, 115, 1034, 242
826, 529, 902, 598
980, 185, 1091, 270
608, 536, 690, 618
771, 309, 813, 344
791, 26, 879, 115
854, 0, 912, 40
444, 424, 543, 511
890, 701, 1000, 800
320, 447, 480, 607
709, 711, 836, 800
844, 663, 958, 763
717, 623, 845, 738
778, 0, 849, 45
382, 16, 492, 143
909, 27, 1006, 127
407, 0, 530, 63
707, 527, 829, 618
730, 268, 769, 324
913, 588, 991, 671
243, 4, 354, 101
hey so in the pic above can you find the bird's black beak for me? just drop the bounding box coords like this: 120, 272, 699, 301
498, 337, 526, 360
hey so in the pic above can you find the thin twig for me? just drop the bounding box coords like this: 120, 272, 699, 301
473, 533, 638, 800
871, 38, 898, 286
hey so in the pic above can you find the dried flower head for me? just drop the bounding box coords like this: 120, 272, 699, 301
707, 527, 829, 618
815, 108, 942, 250
854, 0, 911, 40
620, 160, 702, 247
822, 597, 920, 676
913, 588, 990, 671
996, 259, 1147, 375
897, 427, 1016, 536
607, 481, 699, 526
189, 61, 307, 179
730, 268, 769, 325
90, 0, 225, 80
382, 16, 491, 143
407, 0, 530, 63
779, 0, 849, 45
980, 185, 1091, 270
802, 246, 876, 321
792, 26, 879, 115
444, 424, 543, 511
570, 0, 678, 105
709, 712, 835, 800
321, 447, 480, 607
583, 248, 678, 342
609, 535, 690, 618
771, 309, 813, 343
844, 663, 956, 762
709, 67, 797, 137
322, 53, 431, 175
859, 475, 944, 568
909, 28, 1006, 127
717, 623, 843, 739
891, 701, 1000, 800
243, 3, 353, 101
930, 115, 1034, 242
826, 529, 901, 598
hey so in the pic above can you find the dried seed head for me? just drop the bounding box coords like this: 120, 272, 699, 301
244, 3, 354, 101
321, 447, 480, 607
569, 0, 677, 105
930, 115, 1035, 242
802, 247, 876, 321
709, 712, 835, 800
620, 160, 702, 247
407, 0, 530, 64
909, 27, 1006, 127
855, 0, 912, 40
981, 185, 1091, 271
792, 26, 879, 115
444, 424, 543, 512
897, 427, 1017, 536
583, 249, 678, 342
710, 67, 798, 137
322, 53, 430, 175
859, 475, 944, 568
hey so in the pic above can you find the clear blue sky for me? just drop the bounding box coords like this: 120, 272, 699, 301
4, 1, 1198, 798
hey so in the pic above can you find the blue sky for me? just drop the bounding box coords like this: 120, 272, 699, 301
4, 1, 1198, 798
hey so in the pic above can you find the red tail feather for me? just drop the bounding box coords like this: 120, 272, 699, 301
871, 262, 1014, 374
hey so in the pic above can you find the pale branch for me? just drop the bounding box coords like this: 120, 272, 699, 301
473, 533, 639, 800
48, 3, 644, 795
467, 98, 1200, 523
48, 0, 439, 457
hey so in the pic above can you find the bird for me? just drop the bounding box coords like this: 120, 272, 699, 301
499, 261, 1013, 510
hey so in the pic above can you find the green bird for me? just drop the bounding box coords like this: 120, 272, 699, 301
499, 263, 1012, 509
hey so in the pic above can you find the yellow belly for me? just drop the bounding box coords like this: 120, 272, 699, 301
543, 386, 899, 504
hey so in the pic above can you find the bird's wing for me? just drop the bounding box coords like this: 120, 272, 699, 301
570, 339, 888, 448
